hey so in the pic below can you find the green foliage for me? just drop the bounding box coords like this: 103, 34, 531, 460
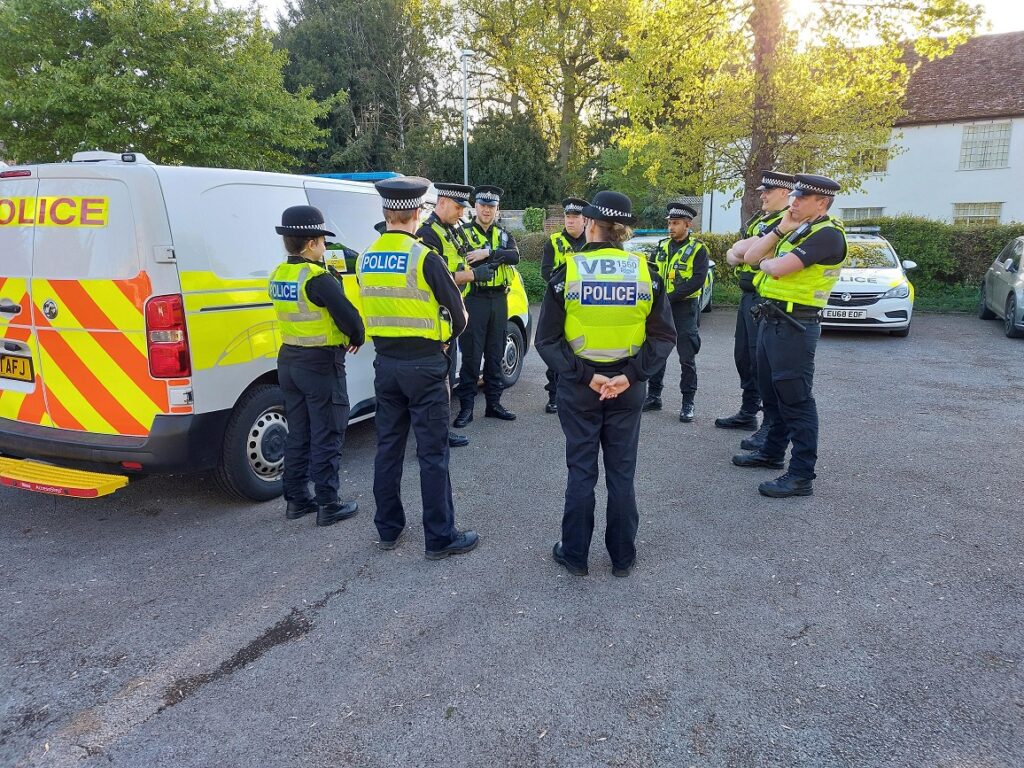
0, 0, 325, 168
522, 208, 546, 233
517, 232, 549, 263
516, 259, 547, 303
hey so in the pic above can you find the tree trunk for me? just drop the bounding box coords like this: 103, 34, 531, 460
743, 0, 783, 223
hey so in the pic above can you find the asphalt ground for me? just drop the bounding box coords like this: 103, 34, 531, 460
1, 310, 1022, 768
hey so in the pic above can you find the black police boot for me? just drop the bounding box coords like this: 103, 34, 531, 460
759, 472, 813, 498
741, 422, 770, 451
316, 500, 359, 527
612, 561, 634, 578
715, 410, 759, 430
544, 398, 558, 414
679, 396, 695, 423
285, 499, 317, 520
452, 404, 473, 428
484, 402, 516, 421
642, 395, 662, 412
551, 542, 588, 576
731, 451, 785, 469
448, 431, 469, 448
425, 529, 480, 560
377, 529, 405, 551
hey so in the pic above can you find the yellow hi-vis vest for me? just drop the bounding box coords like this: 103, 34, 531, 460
464, 222, 515, 289
564, 248, 654, 363
357, 233, 452, 341
657, 236, 705, 299
550, 231, 576, 271
269, 260, 350, 347
757, 217, 848, 309
737, 207, 787, 280
427, 220, 469, 297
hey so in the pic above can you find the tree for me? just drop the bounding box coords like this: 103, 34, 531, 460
611, 0, 983, 221
0, 0, 325, 168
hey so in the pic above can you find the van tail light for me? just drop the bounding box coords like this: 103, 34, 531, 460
145, 294, 191, 378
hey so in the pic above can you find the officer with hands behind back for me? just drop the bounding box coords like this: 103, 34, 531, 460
731, 174, 848, 498
540, 197, 589, 414
270, 206, 365, 527
357, 177, 479, 560
643, 203, 709, 423
536, 191, 675, 578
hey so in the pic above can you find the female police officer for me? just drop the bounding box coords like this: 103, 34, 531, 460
270, 205, 364, 526
535, 191, 675, 577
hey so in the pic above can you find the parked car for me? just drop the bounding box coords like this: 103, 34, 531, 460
622, 232, 715, 313
978, 236, 1024, 338
820, 230, 916, 337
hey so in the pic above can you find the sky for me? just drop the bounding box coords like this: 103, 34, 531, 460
225, 0, 1024, 34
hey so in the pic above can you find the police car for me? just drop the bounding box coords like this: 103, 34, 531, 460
821, 229, 916, 337
622, 232, 715, 312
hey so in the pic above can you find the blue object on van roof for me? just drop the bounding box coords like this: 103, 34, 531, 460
311, 172, 401, 182
634, 229, 669, 235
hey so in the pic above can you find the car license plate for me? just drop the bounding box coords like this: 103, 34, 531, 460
822, 308, 867, 320
0, 353, 34, 383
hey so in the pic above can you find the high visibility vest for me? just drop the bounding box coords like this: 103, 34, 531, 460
269, 260, 350, 347
563, 248, 654, 363
737, 207, 787, 280
464, 222, 515, 289
550, 231, 577, 271
427, 220, 469, 297
757, 217, 848, 309
657, 236, 706, 299
357, 233, 452, 341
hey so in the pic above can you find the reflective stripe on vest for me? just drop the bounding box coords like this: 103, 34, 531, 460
269, 261, 350, 348
661, 236, 704, 299
357, 233, 451, 341
465, 222, 514, 289
564, 248, 653, 362
757, 217, 848, 309
550, 232, 575, 271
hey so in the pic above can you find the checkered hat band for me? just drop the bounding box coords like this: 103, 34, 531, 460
438, 190, 471, 200
286, 222, 327, 230
668, 208, 692, 217
795, 182, 835, 196
477, 194, 499, 203
381, 196, 424, 210
564, 204, 584, 212
595, 205, 630, 218
762, 177, 794, 189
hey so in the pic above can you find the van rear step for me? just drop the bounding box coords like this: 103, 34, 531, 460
0, 458, 128, 498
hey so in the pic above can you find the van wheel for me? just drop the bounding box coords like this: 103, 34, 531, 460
501, 321, 525, 388
214, 384, 286, 502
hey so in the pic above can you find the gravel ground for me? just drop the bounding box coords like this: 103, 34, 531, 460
1, 310, 1021, 768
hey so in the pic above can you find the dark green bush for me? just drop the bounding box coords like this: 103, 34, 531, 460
522, 207, 545, 233
517, 231, 548, 263
517, 259, 547, 303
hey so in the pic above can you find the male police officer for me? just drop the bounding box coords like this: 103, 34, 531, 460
358, 176, 479, 558
536, 190, 675, 577
270, 205, 365, 526
718, 171, 795, 438
643, 203, 709, 423
416, 182, 494, 448
540, 197, 588, 414
451, 185, 519, 426
732, 174, 848, 498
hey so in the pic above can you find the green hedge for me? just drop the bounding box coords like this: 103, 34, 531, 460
522, 207, 546, 233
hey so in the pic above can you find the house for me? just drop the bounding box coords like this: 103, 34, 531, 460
702, 31, 1024, 233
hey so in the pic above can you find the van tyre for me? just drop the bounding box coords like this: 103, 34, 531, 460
978, 282, 996, 320
214, 384, 287, 502
501, 321, 526, 388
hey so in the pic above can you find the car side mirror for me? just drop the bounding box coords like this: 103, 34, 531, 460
902, 259, 917, 271
1004, 258, 1016, 272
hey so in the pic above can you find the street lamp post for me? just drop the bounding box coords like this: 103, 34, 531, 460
460, 49, 472, 186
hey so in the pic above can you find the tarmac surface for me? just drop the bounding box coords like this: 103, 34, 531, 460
1, 310, 1022, 768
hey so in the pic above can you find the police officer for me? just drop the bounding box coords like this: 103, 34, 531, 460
452, 185, 519, 427
536, 191, 675, 577
732, 174, 848, 498
357, 177, 479, 559
642, 203, 709, 423
717, 170, 795, 443
270, 206, 365, 526
540, 197, 588, 414
416, 182, 493, 448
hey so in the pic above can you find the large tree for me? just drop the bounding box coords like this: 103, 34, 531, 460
611, 0, 983, 221
0, 0, 324, 168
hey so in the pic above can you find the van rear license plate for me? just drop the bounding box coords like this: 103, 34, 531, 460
0, 354, 33, 382
822, 309, 867, 320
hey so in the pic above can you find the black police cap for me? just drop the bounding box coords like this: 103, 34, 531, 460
473, 185, 503, 206
666, 202, 698, 220
434, 182, 474, 208
275, 205, 335, 238
374, 176, 430, 210
562, 197, 588, 214
582, 190, 636, 225
756, 170, 796, 191
791, 173, 840, 197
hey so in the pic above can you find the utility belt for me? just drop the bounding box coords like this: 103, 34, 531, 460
471, 284, 509, 295
762, 298, 821, 323
738, 271, 758, 292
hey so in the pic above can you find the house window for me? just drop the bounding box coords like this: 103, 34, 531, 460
952, 202, 1003, 225
959, 122, 1011, 170
842, 207, 884, 222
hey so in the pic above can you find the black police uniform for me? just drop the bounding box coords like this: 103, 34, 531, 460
536, 192, 675, 575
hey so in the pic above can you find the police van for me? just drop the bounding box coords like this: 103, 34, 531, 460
0, 153, 532, 500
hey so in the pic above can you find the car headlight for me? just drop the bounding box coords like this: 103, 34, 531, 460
882, 283, 910, 299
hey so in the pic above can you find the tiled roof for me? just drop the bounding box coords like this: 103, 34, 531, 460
898, 31, 1024, 125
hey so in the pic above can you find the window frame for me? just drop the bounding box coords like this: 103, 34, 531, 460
958, 121, 1012, 171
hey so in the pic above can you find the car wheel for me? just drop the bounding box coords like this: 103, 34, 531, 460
978, 281, 996, 319
1004, 295, 1024, 338
890, 324, 911, 338
214, 384, 286, 501
500, 321, 525, 388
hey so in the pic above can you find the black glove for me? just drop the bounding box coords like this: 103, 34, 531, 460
472, 264, 495, 282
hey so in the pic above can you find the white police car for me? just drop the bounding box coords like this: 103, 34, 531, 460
821, 229, 916, 337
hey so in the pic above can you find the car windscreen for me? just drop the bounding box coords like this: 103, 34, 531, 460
845, 243, 898, 269
623, 239, 660, 257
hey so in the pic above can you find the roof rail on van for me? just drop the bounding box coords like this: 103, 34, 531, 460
71, 151, 153, 164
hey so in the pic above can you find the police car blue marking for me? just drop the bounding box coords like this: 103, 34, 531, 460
581, 281, 638, 305
269, 281, 299, 301
361, 251, 409, 273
